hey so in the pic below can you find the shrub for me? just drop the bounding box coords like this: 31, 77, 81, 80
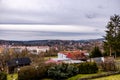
77, 62, 98, 74
0, 72, 7, 80
18, 62, 98, 80
18, 66, 37, 80
47, 63, 79, 80
66, 64, 79, 76
18, 63, 56, 80
37, 63, 56, 79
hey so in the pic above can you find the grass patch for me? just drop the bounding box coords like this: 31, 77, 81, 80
67, 72, 107, 80
42, 78, 53, 80
7, 73, 18, 80
41, 72, 107, 80
93, 74, 120, 80
44, 56, 57, 60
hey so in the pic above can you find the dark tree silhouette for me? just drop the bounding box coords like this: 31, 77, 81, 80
90, 46, 102, 58
104, 14, 120, 56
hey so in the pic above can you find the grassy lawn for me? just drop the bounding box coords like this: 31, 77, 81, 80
42, 79, 53, 80
93, 74, 120, 80
7, 73, 18, 80
44, 56, 57, 60
67, 72, 107, 80
41, 72, 107, 80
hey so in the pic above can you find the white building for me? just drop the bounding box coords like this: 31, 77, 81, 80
9, 46, 49, 54
27, 46, 49, 54
51, 50, 88, 63
58, 52, 67, 59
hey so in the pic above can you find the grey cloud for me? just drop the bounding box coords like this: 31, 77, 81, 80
0, 30, 103, 40
85, 13, 98, 19
0, 0, 120, 26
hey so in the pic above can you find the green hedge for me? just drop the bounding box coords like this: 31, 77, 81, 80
18, 63, 56, 80
18, 62, 98, 80
77, 62, 98, 74
47, 63, 79, 80
18, 66, 37, 80
0, 72, 7, 80
47, 62, 98, 80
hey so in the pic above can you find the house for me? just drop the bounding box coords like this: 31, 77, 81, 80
27, 46, 49, 54
58, 50, 88, 61
49, 50, 89, 64
6, 57, 31, 73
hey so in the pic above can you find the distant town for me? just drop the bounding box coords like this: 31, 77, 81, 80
0, 38, 104, 53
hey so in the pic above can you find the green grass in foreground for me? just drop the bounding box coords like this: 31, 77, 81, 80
67, 72, 107, 80
42, 72, 107, 80
7, 73, 18, 80
93, 74, 120, 80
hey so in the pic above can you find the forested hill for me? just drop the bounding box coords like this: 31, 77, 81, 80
0, 38, 104, 46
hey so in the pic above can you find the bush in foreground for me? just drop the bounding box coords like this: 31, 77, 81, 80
77, 62, 98, 74
47, 63, 79, 80
18, 66, 37, 80
18, 62, 98, 80
0, 72, 7, 80
18, 63, 56, 80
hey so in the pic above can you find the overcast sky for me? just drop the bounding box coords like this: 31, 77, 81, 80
0, 0, 120, 40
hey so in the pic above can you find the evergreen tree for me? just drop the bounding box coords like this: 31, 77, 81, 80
90, 46, 102, 58
104, 14, 120, 56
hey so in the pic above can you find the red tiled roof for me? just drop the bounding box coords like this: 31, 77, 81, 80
59, 50, 87, 60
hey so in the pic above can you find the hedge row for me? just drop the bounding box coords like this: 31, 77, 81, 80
47, 63, 79, 79
18, 63, 55, 80
77, 62, 98, 74
18, 62, 98, 80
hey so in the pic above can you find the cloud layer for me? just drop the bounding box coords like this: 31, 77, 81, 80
0, 0, 120, 25
0, 30, 103, 40
0, 0, 120, 40
0, 24, 104, 40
